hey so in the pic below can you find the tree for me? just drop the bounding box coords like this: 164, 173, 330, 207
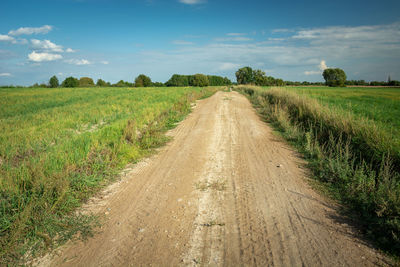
49, 75, 59, 88
79, 77, 95, 87
235, 66, 254, 84
189, 74, 209, 87
322, 68, 347, 87
152, 82, 164, 87
165, 74, 189, 87
135, 74, 152, 87
61, 77, 79, 88
96, 79, 108, 87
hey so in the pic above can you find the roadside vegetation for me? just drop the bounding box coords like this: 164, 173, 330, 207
0, 86, 218, 264
235, 85, 400, 256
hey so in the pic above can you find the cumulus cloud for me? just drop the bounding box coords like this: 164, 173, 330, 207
65, 48, 75, 53
65, 59, 91, 65
0, 73, 12, 77
101, 61, 109, 64
9, 25, 53, 36
31, 39, 63, 52
28, 51, 62, 62
172, 40, 194, 45
304, 60, 329, 75
319, 60, 328, 71
0, 34, 15, 42
178, 0, 205, 4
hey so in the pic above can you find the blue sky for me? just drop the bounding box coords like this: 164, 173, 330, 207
1, 0, 400, 85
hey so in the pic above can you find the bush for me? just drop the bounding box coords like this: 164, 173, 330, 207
61, 77, 79, 88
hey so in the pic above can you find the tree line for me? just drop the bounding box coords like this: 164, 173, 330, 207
40, 73, 232, 88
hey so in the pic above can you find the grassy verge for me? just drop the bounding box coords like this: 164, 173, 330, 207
0, 86, 219, 264
235, 85, 400, 257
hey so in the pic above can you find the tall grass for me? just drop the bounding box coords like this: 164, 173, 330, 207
236, 85, 400, 256
0, 86, 218, 264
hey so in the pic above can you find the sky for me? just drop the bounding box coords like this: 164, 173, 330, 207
1, 0, 400, 85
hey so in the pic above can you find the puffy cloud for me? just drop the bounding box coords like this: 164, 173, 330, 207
304, 60, 329, 75
9, 25, 52, 36
65, 59, 91, 65
101, 61, 109, 65
178, 0, 205, 4
0, 73, 12, 77
28, 51, 62, 62
0, 34, 15, 42
31, 39, 63, 52
65, 48, 76, 53
319, 60, 328, 71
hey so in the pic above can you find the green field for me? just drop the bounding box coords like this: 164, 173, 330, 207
0, 86, 218, 263
286, 86, 400, 142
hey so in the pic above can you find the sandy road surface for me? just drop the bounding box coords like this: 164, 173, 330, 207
39, 91, 389, 266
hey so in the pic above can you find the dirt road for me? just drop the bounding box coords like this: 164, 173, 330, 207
40, 91, 389, 266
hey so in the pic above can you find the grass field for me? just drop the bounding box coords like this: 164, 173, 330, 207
287, 86, 400, 143
237, 85, 400, 256
0, 86, 218, 263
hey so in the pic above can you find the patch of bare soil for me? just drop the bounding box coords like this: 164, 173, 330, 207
36, 91, 390, 266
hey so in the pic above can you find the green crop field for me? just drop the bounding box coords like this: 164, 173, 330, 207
286, 86, 400, 143
0, 86, 218, 263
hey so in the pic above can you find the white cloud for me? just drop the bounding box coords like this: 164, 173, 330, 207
0, 73, 12, 77
65, 59, 91, 65
31, 39, 63, 52
218, 62, 240, 71
178, 0, 205, 4
101, 61, 109, 65
9, 25, 53, 36
319, 60, 328, 71
0, 34, 15, 42
28, 51, 62, 62
304, 60, 329, 75
65, 48, 76, 53
172, 40, 194, 45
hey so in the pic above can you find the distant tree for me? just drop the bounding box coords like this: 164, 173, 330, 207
96, 79, 108, 87
322, 68, 347, 87
79, 77, 95, 87
189, 74, 209, 87
235, 66, 254, 84
49, 75, 59, 88
62, 77, 79, 88
135, 74, 152, 87
152, 82, 164, 87
165, 74, 190, 87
